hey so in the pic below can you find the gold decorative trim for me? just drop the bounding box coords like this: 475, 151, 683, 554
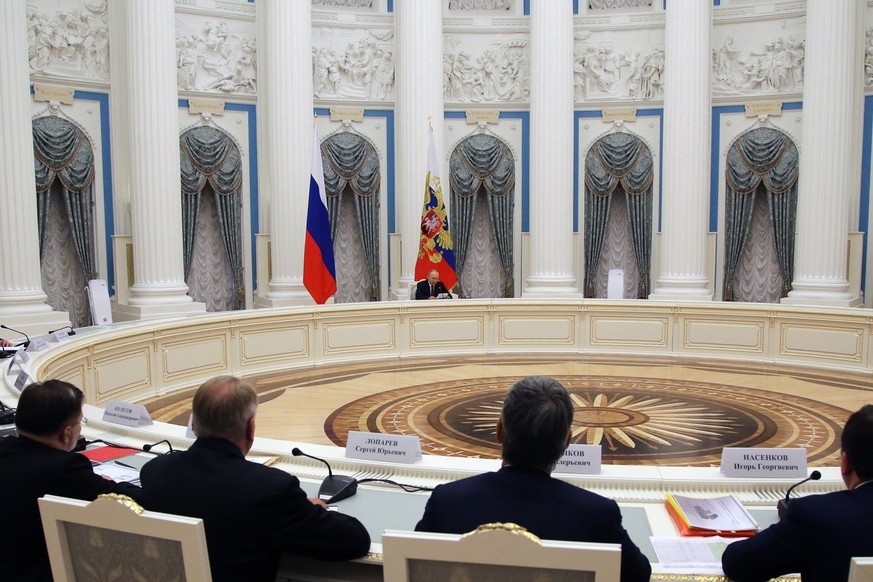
126, 243, 134, 288
463, 522, 541, 544
97, 493, 144, 515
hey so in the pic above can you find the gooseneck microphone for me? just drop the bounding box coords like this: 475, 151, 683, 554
777, 470, 822, 519
292, 447, 358, 504
0, 324, 30, 348
143, 439, 175, 454
48, 325, 76, 336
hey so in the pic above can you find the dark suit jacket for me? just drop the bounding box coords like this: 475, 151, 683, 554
0, 435, 143, 582
415, 279, 451, 300
721, 483, 873, 582
140, 437, 370, 582
415, 465, 651, 582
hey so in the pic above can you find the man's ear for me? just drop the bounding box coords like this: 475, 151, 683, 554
841, 450, 853, 476
495, 418, 504, 444
59, 425, 73, 447
246, 416, 256, 443
565, 430, 571, 448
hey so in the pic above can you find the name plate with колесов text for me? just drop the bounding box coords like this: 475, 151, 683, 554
345, 431, 422, 464
102, 400, 154, 428
720, 447, 807, 478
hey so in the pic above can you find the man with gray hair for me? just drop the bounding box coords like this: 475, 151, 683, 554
141, 375, 370, 582
415, 376, 651, 582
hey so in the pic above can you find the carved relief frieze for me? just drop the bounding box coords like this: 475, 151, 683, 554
215, 1, 256, 15
574, 30, 664, 102
712, 35, 804, 97
175, 18, 257, 95
312, 29, 395, 100
443, 35, 529, 103
865, 28, 873, 87
448, 0, 512, 10
313, 0, 374, 6
588, 0, 652, 8
27, 0, 110, 81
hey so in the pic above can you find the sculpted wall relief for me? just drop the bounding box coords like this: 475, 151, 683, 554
587, 0, 653, 8
175, 18, 257, 95
448, 0, 512, 10
312, 0, 374, 6
711, 36, 805, 96
573, 30, 664, 102
443, 35, 529, 103
27, 0, 109, 81
311, 29, 395, 100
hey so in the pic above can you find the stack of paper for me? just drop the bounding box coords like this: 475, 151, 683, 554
665, 493, 758, 537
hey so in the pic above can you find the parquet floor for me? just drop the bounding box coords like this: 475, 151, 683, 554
145, 354, 873, 467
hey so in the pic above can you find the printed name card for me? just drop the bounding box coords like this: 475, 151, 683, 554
102, 400, 153, 428
27, 338, 49, 352
345, 431, 422, 464
554, 444, 602, 474
721, 447, 807, 478
13, 370, 33, 391
49, 330, 71, 343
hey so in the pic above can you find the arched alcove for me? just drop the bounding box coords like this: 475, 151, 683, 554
448, 132, 515, 298
583, 131, 654, 299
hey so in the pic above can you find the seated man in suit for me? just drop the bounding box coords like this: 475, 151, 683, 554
415, 376, 651, 582
721, 404, 873, 582
415, 268, 452, 300
0, 380, 143, 582
140, 375, 370, 582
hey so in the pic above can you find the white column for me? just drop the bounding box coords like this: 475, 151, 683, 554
393, 0, 445, 300
648, 0, 712, 301
784, 0, 864, 307
255, 0, 314, 307
523, 0, 580, 298
114, 0, 203, 319
0, 0, 68, 336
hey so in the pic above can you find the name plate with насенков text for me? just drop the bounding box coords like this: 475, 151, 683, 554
102, 400, 153, 428
553, 444, 602, 475
345, 431, 422, 464
720, 447, 807, 478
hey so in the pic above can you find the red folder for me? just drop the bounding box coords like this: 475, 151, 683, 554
665, 501, 757, 538
80, 446, 139, 463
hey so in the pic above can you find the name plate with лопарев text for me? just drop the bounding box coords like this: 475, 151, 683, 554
102, 400, 154, 428
720, 447, 807, 478
553, 444, 602, 475
345, 431, 422, 464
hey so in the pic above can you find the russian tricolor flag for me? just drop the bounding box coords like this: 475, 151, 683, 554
303, 122, 337, 304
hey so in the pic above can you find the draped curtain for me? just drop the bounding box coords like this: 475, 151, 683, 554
449, 133, 515, 297
723, 127, 798, 301
321, 132, 381, 301
33, 115, 96, 281
584, 132, 653, 298
180, 126, 245, 310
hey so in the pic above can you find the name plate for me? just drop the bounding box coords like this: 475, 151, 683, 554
27, 338, 50, 352
744, 100, 783, 118
554, 444, 602, 474
102, 400, 153, 428
13, 371, 33, 391
602, 108, 637, 123
721, 447, 807, 478
345, 431, 421, 464
14, 349, 30, 364
330, 106, 364, 122
49, 330, 71, 343
34, 83, 75, 104
188, 98, 225, 115
465, 110, 499, 124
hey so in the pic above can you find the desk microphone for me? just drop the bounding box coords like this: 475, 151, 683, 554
48, 325, 76, 336
143, 439, 176, 454
292, 447, 358, 504
777, 470, 821, 519
0, 324, 30, 349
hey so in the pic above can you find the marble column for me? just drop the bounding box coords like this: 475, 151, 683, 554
648, 0, 712, 301
393, 0, 445, 300
255, 0, 314, 306
112, 0, 204, 319
784, 0, 864, 307
0, 0, 68, 336
523, 0, 581, 298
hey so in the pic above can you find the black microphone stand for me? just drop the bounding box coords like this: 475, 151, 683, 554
292, 447, 358, 503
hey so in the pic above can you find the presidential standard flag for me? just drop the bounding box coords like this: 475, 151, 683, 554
415, 126, 458, 291
303, 122, 337, 304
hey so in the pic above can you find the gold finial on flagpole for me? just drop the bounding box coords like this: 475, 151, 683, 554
428, 115, 432, 127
